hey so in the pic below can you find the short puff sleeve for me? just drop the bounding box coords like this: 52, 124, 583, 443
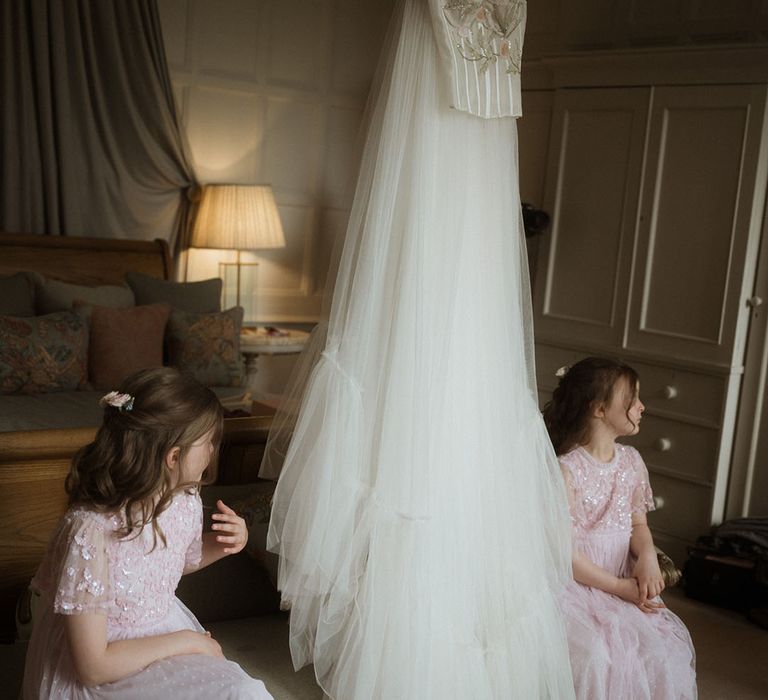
50, 513, 111, 615
628, 447, 655, 516
183, 495, 204, 572
559, 459, 587, 532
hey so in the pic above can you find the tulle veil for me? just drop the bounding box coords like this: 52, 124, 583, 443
261, 0, 575, 697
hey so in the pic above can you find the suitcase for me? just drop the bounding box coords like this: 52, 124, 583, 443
683, 548, 760, 611
683, 517, 768, 627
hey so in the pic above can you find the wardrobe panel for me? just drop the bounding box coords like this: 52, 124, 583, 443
645, 474, 712, 543
624, 415, 718, 484
518, 91, 553, 208
627, 84, 768, 366
628, 360, 725, 426
644, 108, 744, 342
533, 87, 649, 348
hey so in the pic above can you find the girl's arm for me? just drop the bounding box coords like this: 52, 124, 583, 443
188, 499, 248, 572
572, 549, 636, 600
629, 511, 665, 603
572, 549, 664, 613
64, 613, 222, 687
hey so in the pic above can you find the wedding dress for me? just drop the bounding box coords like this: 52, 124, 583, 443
264, 1, 575, 697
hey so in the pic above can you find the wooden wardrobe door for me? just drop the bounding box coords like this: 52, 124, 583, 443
626, 84, 768, 368
533, 87, 650, 349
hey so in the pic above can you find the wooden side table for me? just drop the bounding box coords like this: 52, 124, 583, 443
219, 403, 276, 484
239, 327, 310, 382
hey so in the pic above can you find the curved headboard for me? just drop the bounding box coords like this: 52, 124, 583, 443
0, 232, 173, 284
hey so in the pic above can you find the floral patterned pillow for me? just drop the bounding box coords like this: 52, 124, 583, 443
166, 307, 245, 387
0, 311, 89, 394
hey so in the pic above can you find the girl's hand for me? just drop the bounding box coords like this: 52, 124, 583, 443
211, 499, 248, 555
631, 553, 665, 603
613, 577, 666, 614
179, 630, 224, 658
613, 576, 641, 604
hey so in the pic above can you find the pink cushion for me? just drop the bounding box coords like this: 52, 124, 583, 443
83, 303, 171, 390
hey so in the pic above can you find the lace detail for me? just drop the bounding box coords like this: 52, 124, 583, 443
442, 0, 526, 74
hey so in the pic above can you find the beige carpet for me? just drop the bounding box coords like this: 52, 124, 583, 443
662, 588, 768, 699
2, 589, 766, 699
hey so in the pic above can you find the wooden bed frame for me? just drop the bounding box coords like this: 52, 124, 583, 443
0, 232, 272, 641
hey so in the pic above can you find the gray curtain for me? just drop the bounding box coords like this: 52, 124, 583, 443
0, 0, 196, 247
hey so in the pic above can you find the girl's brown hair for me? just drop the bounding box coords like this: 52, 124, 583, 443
66, 367, 223, 547
542, 357, 639, 456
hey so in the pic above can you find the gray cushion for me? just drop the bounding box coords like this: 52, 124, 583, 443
125, 272, 222, 313
0, 272, 36, 317
35, 277, 134, 314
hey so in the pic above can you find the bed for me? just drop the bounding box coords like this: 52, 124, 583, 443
0, 232, 272, 641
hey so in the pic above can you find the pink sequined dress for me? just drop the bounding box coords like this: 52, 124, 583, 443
23, 491, 272, 699
559, 445, 697, 700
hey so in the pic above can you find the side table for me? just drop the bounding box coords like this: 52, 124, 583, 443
239, 327, 310, 383
219, 401, 276, 484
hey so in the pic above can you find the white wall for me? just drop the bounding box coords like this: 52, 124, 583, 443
158, 0, 393, 325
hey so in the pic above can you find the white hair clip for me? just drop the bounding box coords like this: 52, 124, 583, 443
100, 391, 134, 411
555, 365, 570, 378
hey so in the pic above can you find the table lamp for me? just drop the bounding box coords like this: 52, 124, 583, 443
189, 184, 286, 317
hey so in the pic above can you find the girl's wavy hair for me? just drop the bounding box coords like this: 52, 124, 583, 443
543, 357, 639, 456
66, 367, 223, 548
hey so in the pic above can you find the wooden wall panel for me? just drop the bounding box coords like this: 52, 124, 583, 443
158, 0, 393, 323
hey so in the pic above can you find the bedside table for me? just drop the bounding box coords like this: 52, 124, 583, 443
239, 327, 310, 381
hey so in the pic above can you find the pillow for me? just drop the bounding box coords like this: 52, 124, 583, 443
0, 311, 89, 394
79, 303, 171, 389
35, 277, 134, 314
0, 272, 36, 317
125, 272, 222, 313
166, 307, 245, 387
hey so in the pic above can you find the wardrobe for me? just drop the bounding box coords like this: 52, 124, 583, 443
519, 47, 768, 563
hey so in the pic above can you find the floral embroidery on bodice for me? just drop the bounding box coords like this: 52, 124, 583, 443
429, 0, 526, 118
442, 0, 526, 74
559, 445, 654, 539
32, 491, 203, 636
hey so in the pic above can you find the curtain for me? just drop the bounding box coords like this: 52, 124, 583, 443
0, 0, 196, 249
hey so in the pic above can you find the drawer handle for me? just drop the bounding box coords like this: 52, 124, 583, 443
655, 437, 672, 452
662, 385, 678, 399
653, 496, 665, 510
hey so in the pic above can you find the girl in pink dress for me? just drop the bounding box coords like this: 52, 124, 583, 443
544, 357, 696, 700
23, 367, 273, 699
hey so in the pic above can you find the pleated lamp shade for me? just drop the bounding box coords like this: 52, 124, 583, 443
190, 184, 286, 250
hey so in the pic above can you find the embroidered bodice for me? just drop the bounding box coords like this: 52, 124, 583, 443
559, 445, 655, 539
32, 491, 203, 636
430, 0, 527, 118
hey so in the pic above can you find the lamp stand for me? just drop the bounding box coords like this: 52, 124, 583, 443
219, 255, 259, 322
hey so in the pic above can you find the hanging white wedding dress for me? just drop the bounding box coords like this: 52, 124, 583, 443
265, 1, 575, 697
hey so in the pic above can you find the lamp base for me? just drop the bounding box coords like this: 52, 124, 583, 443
218, 260, 259, 320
